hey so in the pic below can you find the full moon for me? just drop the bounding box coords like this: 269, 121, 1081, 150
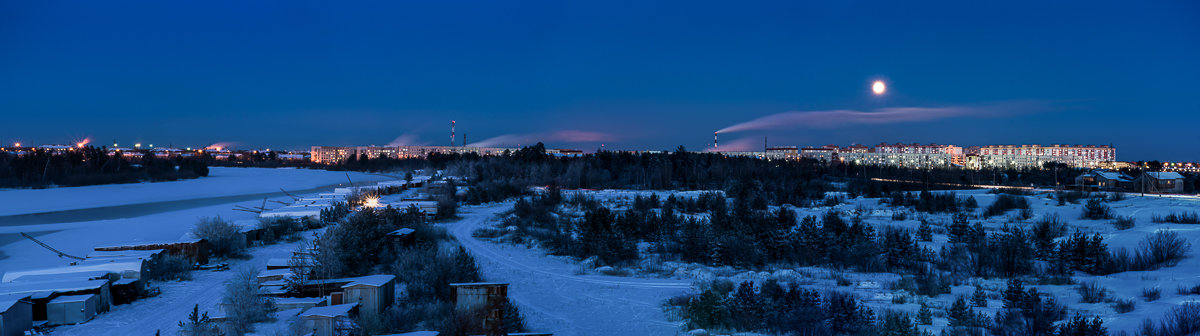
872, 80, 886, 95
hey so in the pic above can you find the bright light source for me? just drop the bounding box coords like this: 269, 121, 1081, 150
872, 80, 886, 95
13, 143, 19, 147
363, 197, 380, 208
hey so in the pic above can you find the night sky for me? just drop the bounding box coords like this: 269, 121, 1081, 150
2, 1, 1197, 160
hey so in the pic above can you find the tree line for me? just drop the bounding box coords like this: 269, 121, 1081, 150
0, 146, 208, 188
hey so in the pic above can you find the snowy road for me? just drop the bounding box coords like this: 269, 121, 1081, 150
446, 204, 692, 336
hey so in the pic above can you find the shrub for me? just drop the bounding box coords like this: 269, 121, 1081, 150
1112, 216, 1136, 230
1178, 284, 1200, 296
178, 304, 220, 336
150, 253, 194, 281
892, 211, 908, 221
221, 267, 276, 335
1152, 212, 1200, 224
193, 216, 246, 258
984, 194, 1030, 217
1107, 192, 1126, 202
1057, 314, 1107, 336
1081, 198, 1113, 220
1138, 302, 1200, 336
1133, 230, 1191, 271
1077, 281, 1107, 303
1113, 298, 1136, 313
1057, 191, 1089, 205
1142, 287, 1161, 301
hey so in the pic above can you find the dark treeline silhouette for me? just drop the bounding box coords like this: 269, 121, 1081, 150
0, 146, 209, 188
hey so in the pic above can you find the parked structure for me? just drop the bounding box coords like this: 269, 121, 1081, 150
1075, 170, 1134, 190
45, 294, 98, 326
299, 303, 358, 336
1134, 171, 1186, 193
0, 295, 32, 336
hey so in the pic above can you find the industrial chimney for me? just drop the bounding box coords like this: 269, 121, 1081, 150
450, 120, 456, 147
713, 132, 719, 151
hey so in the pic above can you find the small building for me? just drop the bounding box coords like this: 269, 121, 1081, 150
45, 294, 98, 326
299, 303, 358, 336
450, 282, 508, 335
339, 275, 395, 316
266, 258, 291, 270
388, 228, 416, 245
0, 295, 33, 336
1134, 172, 1187, 193
1074, 170, 1133, 190
0, 279, 112, 321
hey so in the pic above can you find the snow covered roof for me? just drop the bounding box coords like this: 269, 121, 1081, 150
448, 282, 508, 287
48, 294, 94, 304
4, 270, 114, 284
0, 279, 109, 298
341, 275, 394, 288
388, 228, 415, 236
275, 297, 326, 305
1082, 170, 1132, 181
258, 269, 293, 278
1146, 172, 1185, 180
381, 332, 439, 336
300, 303, 357, 318
0, 294, 31, 312
267, 258, 290, 268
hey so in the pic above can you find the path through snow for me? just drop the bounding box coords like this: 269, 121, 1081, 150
446, 204, 692, 336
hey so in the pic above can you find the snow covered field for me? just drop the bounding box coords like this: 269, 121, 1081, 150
0, 167, 392, 217
501, 188, 1200, 335
0, 168, 390, 276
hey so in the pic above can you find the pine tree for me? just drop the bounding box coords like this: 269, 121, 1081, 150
917, 303, 933, 325
948, 296, 976, 327
917, 219, 933, 242
971, 284, 988, 307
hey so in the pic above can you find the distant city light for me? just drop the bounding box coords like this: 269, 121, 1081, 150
135, 143, 141, 148
13, 142, 20, 147
872, 80, 886, 95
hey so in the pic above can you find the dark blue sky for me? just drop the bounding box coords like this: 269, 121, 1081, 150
2, 1, 1197, 160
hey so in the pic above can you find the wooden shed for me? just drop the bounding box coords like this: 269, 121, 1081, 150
94, 239, 209, 265
46, 294, 98, 326
340, 275, 395, 316
449, 282, 508, 335
299, 303, 358, 336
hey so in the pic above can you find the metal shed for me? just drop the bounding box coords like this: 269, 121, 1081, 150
0, 295, 33, 336
46, 294, 97, 326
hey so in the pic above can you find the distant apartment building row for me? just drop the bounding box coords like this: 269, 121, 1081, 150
777, 143, 1115, 169
309, 145, 584, 163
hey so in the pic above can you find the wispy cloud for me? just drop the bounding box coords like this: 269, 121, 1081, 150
716, 101, 1049, 134
473, 130, 617, 147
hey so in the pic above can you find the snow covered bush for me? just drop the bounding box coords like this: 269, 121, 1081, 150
193, 216, 246, 258
1137, 302, 1200, 336
1152, 211, 1200, 224
1113, 298, 1136, 313
984, 194, 1030, 217
1112, 215, 1136, 230
150, 253, 193, 281
177, 304, 220, 336
1142, 287, 1161, 301
1082, 198, 1113, 220
221, 267, 276, 335
1076, 281, 1108, 303
1133, 230, 1192, 271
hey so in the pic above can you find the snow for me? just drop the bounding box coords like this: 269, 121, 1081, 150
299, 303, 357, 318
446, 203, 691, 336
0, 167, 390, 216
342, 274, 394, 288
49, 294, 94, 304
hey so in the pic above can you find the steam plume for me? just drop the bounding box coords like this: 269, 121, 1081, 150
473, 130, 616, 147
717, 102, 1046, 134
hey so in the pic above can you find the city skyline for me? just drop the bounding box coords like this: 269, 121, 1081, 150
3, 1, 1198, 161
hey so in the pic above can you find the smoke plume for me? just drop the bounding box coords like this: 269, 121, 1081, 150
716, 102, 1046, 134
473, 130, 616, 147
387, 134, 429, 147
